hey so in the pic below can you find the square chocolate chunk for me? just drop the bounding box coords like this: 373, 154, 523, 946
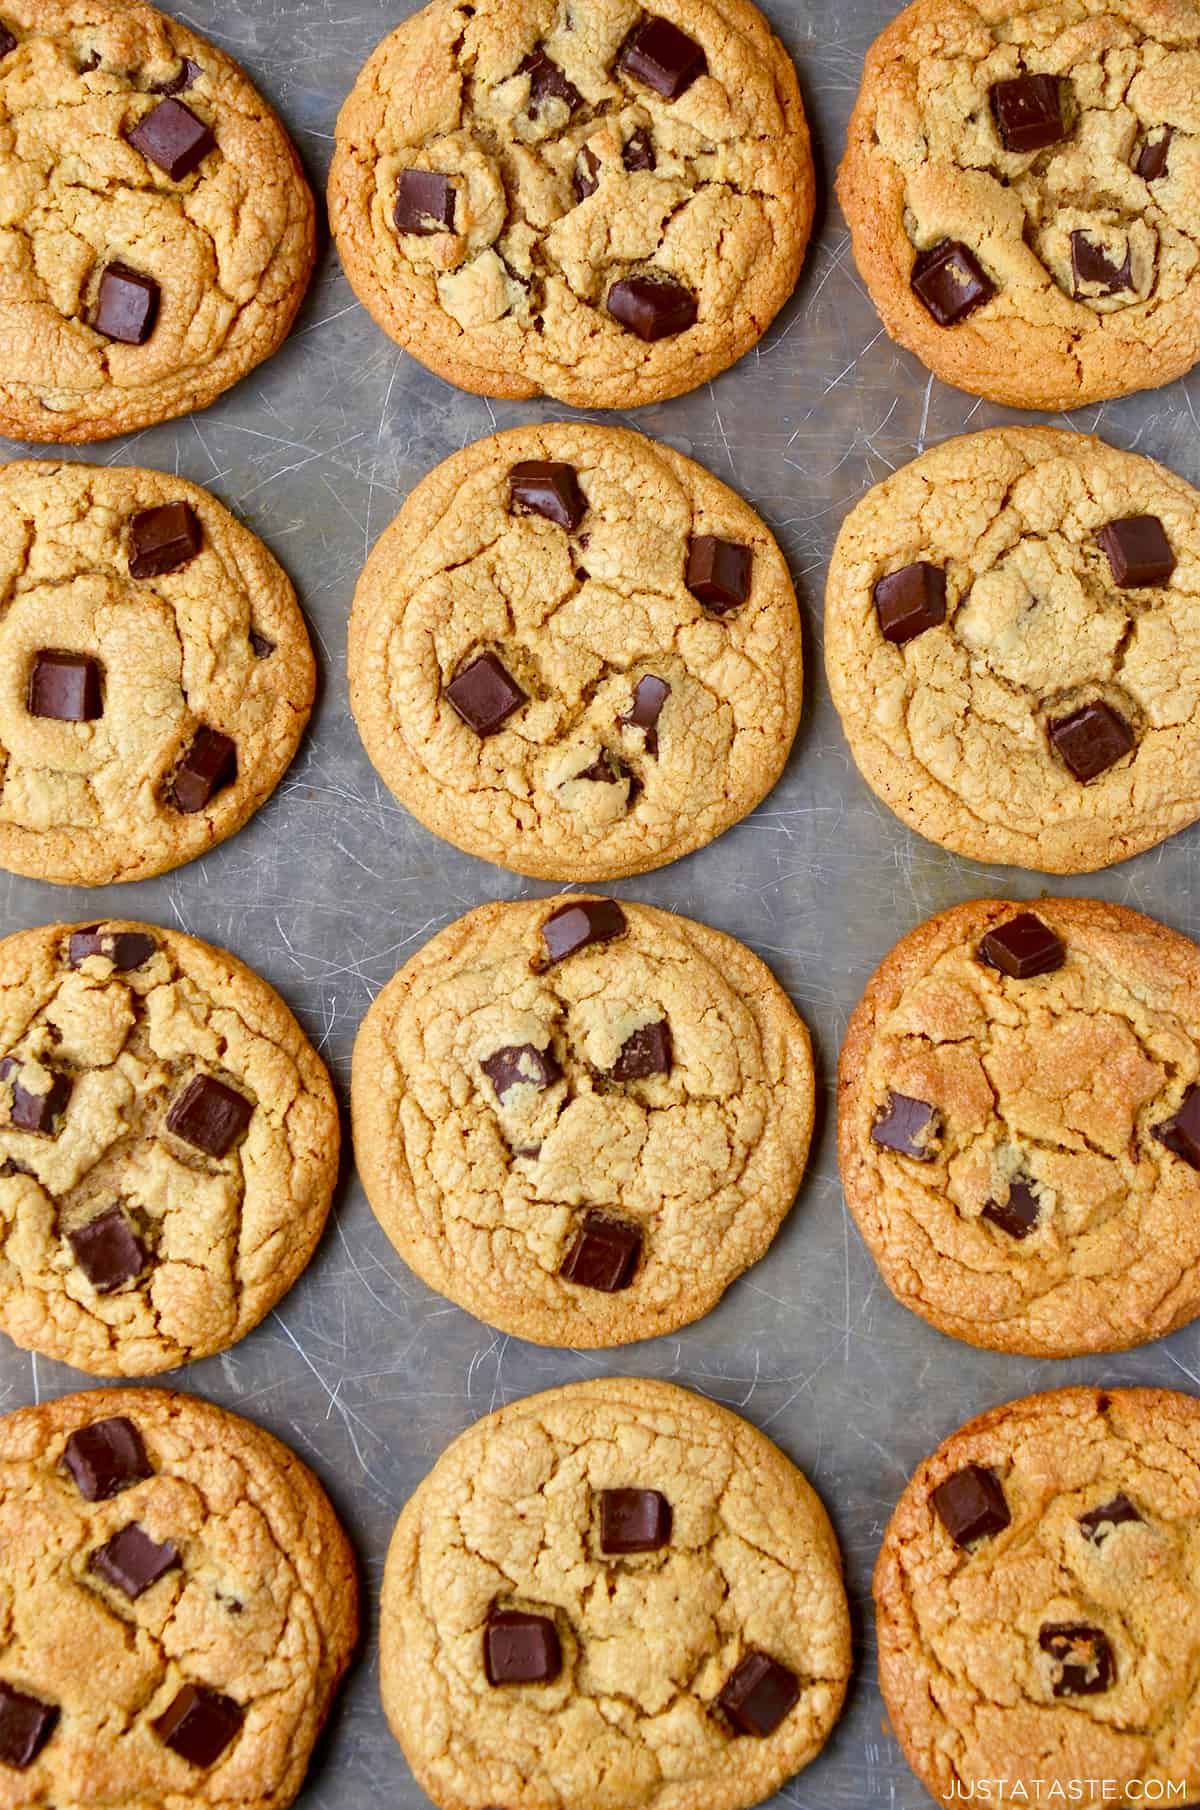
931, 1463, 1010, 1546
28, 650, 102, 722
1071, 231, 1132, 296
519, 48, 582, 115
541, 899, 627, 964
623, 126, 656, 171
0, 1682, 58, 1770
1048, 701, 1135, 782
609, 1020, 672, 1080
686, 536, 752, 613
93, 262, 159, 344
607, 274, 697, 341
911, 240, 994, 326
127, 97, 215, 180
560, 1210, 641, 1291
153, 1684, 244, 1767
63, 1415, 152, 1500
509, 460, 587, 530
871, 1091, 939, 1160
717, 1651, 800, 1736
981, 1178, 1040, 1239
1097, 515, 1175, 587
978, 912, 1064, 978
1078, 1493, 1141, 1542
1039, 1622, 1114, 1696
165, 1074, 253, 1157
5, 1065, 72, 1136
445, 652, 526, 737
600, 1488, 671, 1553
1154, 1085, 1200, 1167
68, 925, 157, 970
89, 1521, 180, 1598
874, 561, 947, 645
1136, 127, 1172, 181
481, 1043, 561, 1103
990, 73, 1065, 154
395, 169, 455, 235
484, 1610, 562, 1685
68, 1205, 150, 1293
619, 16, 706, 99
128, 501, 202, 577
619, 674, 670, 754
170, 727, 237, 813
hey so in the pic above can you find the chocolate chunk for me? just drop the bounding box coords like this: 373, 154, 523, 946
686, 536, 752, 614
484, 1610, 562, 1685
1078, 1493, 1141, 1542
154, 1684, 244, 1766
619, 16, 706, 99
607, 274, 697, 341
63, 1416, 152, 1500
93, 262, 159, 344
0, 25, 15, 59
0, 1683, 58, 1770
481, 1043, 561, 1102
574, 750, 628, 786
871, 1091, 939, 1160
68, 925, 157, 970
1136, 127, 1172, 181
151, 57, 201, 95
445, 652, 526, 737
127, 97, 215, 180
128, 500, 202, 577
519, 48, 582, 115
931, 1464, 1010, 1546
68, 1206, 150, 1293
90, 1521, 180, 1598
981, 1178, 1040, 1239
573, 145, 600, 203
911, 240, 995, 326
170, 726, 236, 813
395, 169, 455, 234
610, 1020, 672, 1080
990, 73, 1065, 153
165, 1074, 253, 1157
874, 561, 947, 645
560, 1210, 642, 1291
1039, 1622, 1115, 1697
619, 674, 670, 753
509, 460, 587, 531
623, 126, 656, 171
600, 1488, 671, 1553
1071, 231, 1132, 296
541, 899, 626, 964
717, 1651, 800, 1737
978, 912, 1065, 978
27, 651, 102, 722
1049, 701, 1135, 783
1097, 515, 1175, 587
4, 1065, 72, 1136
249, 628, 275, 658
1155, 1085, 1200, 1167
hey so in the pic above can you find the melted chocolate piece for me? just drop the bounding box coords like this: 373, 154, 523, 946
610, 1020, 672, 1080
1078, 1493, 1142, 1542
686, 536, 751, 614
128, 501, 202, 577
68, 925, 157, 970
874, 561, 947, 644
150, 56, 201, 96
573, 145, 600, 202
978, 913, 1064, 978
4, 1064, 72, 1136
170, 726, 237, 813
93, 262, 159, 344
165, 1074, 253, 1157
1039, 1622, 1115, 1696
871, 1091, 939, 1160
127, 97, 215, 180
1097, 515, 1175, 587
990, 73, 1065, 153
395, 169, 456, 234
89, 1521, 180, 1598
249, 628, 275, 658
1048, 701, 1135, 782
1071, 231, 1132, 296
541, 899, 626, 964
981, 1178, 1040, 1239
574, 750, 628, 786
154, 1684, 244, 1766
445, 652, 526, 737
519, 48, 581, 115
481, 1043, 561, 1102
560, 1210, 641, 1290
619, 16, 706, 99
68, 1205, 150, 1293
509, 460, 587, 530
607, 274, 697, 340
27, 651, 102, 722
911, 240, 994, 326
717, 1651, 800, 1736
623, 126, 656, 171
0, 25, 15, 58
1154, 1085, 1200, 1167
600, 1488, 671, 1552
619, 674, 670, 753
484, 1610, 562, 1684
0, 1683, 58, 1770
63, 1416, 152, 1500
1136, 127, 1172, 181
931, 1464, 1010, 1546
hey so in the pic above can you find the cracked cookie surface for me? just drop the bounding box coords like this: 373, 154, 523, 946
0, 0, 315, 442
0, 461, 314, 886
876, 1386, 1200, 1803
0, 1385, 357, 1809
0, 918, 338, 1376
824, 426, 1200, 874
381, 1376, 850, 1810
839, 897, 1200, 1356
347, 424, 802, 882
351, 897, 814, 1346
327, 0, 813, 407
837, 0, 1200, 410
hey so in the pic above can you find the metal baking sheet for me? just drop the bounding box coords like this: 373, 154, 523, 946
6, 0, 1200, 1802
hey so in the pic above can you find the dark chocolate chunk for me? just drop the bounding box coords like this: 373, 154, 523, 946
911, 240, 995, 326
445, 652, 526, 737
154, 1684, 244, 1766
981, 1178, 1040, 1240
990, 73, 1065, 154
619, 674, 670, 753
1136, 126, 1172, 181
717, 1651, 800, 1737
509, 460, 587, 531
931, 1464, 1010, 1546
619, 16, 706, 99
574, 750, 628, 786
63, 1416, 152, 1500
1154, 1085, 1200, 1167
610, 1020, 672, 1081
128, 500, 202, 578
0, 24, 15, 59
978, 912, 1064, 978
481, 1043, 561, 1102
623, 126, 656, 171
89, 1521, 180, 1598
1078, 1493, 1141, 1542
127, 98, 215, 181
541, 899, 627, 964
560, 1209, 642, 1291
68, 925, 157, 970
607, 274, 697, 341
93, 262, 159, 344
68, 1206, 150, 1293
151, 57, 201, 96
686, 536, 751, 614
170, 726, 236, 813
874, 561, 947, 645
1039, 1622, 1115, 1697
1097, 515, 1175, 587
27, 650, 102, 722
1048, 701, 1135, 782
249, 628, 275, 658
871, 1091, 939, 1160
574, 145, 600, 202
0, 1682, 58, 1770
165, 1074, 253, 1157
519, 48, 581, 115
1071, 231, 1132, 296
600, 1487, 671, 1553
4, 1065, 72, 1136
395, 169, 456, 235
484, 1610, 562, 1685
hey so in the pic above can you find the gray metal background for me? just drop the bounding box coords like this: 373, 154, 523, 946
6, 0, 1200, 1803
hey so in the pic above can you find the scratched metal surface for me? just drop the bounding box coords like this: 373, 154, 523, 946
5, 0, 1200, 1804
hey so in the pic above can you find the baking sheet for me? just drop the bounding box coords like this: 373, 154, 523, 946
6, 0, 1200, 1802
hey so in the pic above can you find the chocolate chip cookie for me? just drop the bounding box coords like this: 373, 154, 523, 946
0, 0, 315, 441
351, 896, 815, 1346
876, 1386, 1200, 1803
825, 425, 1200, 873
348, 424, 802, 880
0, 917, 338, 1375
838, 0, 1200, 410
327, 0, 814, 407
839, 896, 1200, 1356
0, 1385, 356, 1806
381, 1376, 851, 1810
0, 460, 314, 886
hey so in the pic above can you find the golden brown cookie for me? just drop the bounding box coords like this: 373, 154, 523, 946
0, 460, 315, 886
837, 0, 1200, 410
327, 0, 813, 407
348, 423, 802, 881
824, 426, 1200, 874
381, 1376, 851, 1810
0, 0, 315, 442
0, 1385, 357, 1807
351, 896, 815, 1347
0, 917, 338, 1376
838, 896, 1200, 1356
876, 1386, 1200, 1804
